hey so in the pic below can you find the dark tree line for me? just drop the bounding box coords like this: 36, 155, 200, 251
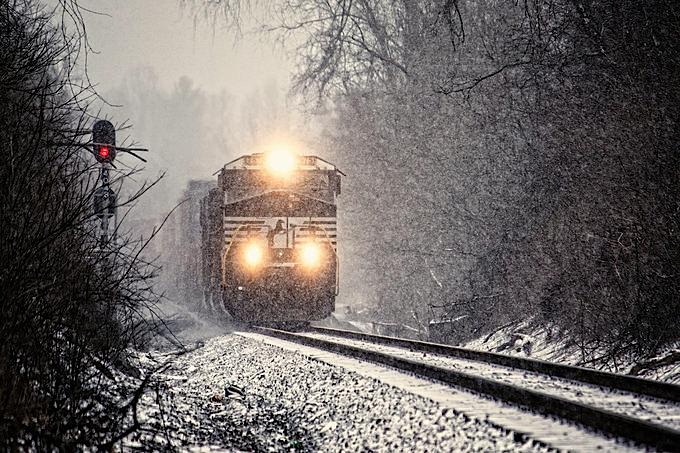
330, 1, 680, 365
196, 0, 680, 366
0, 0, 164, 447
513, 1, 680, 362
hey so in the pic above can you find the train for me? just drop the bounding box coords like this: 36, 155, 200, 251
199, 149, 343, 324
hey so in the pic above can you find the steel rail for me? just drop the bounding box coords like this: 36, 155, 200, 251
254, 326, 680, 451
308, 326, 680, 403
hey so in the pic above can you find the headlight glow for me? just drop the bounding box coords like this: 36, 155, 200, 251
264, 147, 296, 176
300, 242, 322, 268
243, 243, 264, 267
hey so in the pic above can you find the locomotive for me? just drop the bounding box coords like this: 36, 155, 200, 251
199, 149, 343, 323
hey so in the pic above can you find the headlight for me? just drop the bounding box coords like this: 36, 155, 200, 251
265, 147, 296, 177
300, 243, 322, 268
243, 243, 264, 267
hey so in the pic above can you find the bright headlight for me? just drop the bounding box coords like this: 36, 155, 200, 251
300, 243, 322, 268
243, 243, 264, 267
264, 147, 296, 176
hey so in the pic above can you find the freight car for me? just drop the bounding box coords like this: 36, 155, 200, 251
200, 149, 343, 323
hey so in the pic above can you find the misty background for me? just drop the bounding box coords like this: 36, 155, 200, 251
77, 1, 371, 314
83, 0, 301, 218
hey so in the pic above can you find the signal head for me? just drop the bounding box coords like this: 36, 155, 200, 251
92, 120, 116, 163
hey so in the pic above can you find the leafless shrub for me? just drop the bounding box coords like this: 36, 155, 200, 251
0, 0, 165, 447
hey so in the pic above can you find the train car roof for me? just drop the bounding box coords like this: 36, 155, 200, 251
215, 153, 345, 175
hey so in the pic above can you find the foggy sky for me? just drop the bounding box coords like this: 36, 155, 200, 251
82, 1, 290, 95
76, 1, 297, 222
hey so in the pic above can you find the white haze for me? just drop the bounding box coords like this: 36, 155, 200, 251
80, 0, 303, 220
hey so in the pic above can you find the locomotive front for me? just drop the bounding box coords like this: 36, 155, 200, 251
215, 149, 342, 323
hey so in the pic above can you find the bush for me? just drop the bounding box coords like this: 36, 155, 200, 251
0, 1, 161, 447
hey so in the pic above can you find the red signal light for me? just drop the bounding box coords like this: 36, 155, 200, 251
93, 120, 116, 163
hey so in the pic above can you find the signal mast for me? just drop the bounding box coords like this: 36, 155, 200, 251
91, 120, 148, 247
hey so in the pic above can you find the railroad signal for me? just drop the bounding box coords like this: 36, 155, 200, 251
89, 118, 149, 248
92, 119, 116, 163
98, 145, 112, 160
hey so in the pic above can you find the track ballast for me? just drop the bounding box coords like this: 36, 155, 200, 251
251, 325, 680, 451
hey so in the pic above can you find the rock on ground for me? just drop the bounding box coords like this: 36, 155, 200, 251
126, 334, 548, 452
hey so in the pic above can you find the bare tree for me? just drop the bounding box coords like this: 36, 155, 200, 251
192, 0, 680, 365
0, 0, 168, 447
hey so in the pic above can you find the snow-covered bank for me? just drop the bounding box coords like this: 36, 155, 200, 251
126, 333, 547, 451
464, 322, 680, 384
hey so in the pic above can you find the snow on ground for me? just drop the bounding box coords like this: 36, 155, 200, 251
143, 300, 232, 351
465, 324, 588, 364
313, 313, 374, 334
464, 322, 680, 384
301, 332, 680, 432
321, 310, 680, 384
126, 331, 548, 452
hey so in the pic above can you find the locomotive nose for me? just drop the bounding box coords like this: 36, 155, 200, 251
204, 153, 341, 323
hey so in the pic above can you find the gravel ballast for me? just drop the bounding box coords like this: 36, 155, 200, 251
127, 334, 549, 452
300, 332, 680, 431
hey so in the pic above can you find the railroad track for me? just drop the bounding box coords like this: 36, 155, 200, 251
251, 325, 680, 451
